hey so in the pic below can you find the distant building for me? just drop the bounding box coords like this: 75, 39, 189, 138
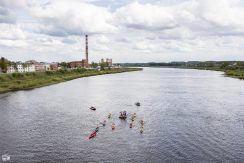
26, 60, 38, 64
101, 58, 104, 63
44, 63, 51, 71
50, 63, 58, 71
24, 64, 35, 72
70, 35, 89, 69
17, 64, 24, 73
34, 63, 45, 72
100, 58, 113, 67
70, 60, 87, 69
106, 58, 112, 67
85, 35, 89, 68
7, 66, 15, 73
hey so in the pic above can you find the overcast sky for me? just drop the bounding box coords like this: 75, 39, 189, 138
0, 0, 244, 63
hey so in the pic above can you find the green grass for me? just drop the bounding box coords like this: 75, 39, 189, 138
225, 70, 244, 79
163, 66, 244, 80
0, 68, 142, 94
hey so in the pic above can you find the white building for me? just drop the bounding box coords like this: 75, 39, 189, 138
16, 64, 36, 73
45, 64, 51, 71
17, 64, 24, 73
7, 66, 15, 73
24, 64, 35, 72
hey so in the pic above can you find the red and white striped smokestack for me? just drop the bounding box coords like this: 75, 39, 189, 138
85, 35, 88, 67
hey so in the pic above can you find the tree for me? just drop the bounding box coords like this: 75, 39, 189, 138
91, 62, 98, 68
0, 57, 8, 73
100, 63, 105, 71
59, 62, 68, 69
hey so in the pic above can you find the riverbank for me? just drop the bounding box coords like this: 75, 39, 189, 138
171, 67, 244, 79
165, 67, 244, 80
120, 61, 244, 80
0, 68, 142, 94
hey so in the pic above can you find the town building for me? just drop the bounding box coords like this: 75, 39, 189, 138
34, 63, 45, 72
44, 63, 51, 71
17, 64, 24, 73
100, 58, 113, 67
7, 66, 15, 73
70, 60, 86, 69
50, 63, 58, 71
85, 34, 89, 68
24, 64, 35, 72
106, 58, 113, 67
101, 58, 104, 63
69, 35, 89, 69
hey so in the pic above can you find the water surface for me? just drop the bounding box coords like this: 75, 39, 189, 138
1, 68, 244, 162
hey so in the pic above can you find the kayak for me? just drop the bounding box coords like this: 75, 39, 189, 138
135, 102, 140, 106
89, 131, 97, 139
119, 116, 127, 119
90, 107, 96, 111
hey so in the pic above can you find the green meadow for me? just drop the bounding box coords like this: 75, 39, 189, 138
0, 68, 142, 94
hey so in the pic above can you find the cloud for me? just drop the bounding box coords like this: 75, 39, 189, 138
0, 24, 26, 40
0, 5, 16, 24
114, 2, 177, 31
113, 0, 244, 37
0, 24, 27, 48
30, 0, 116, 36
1, 0, 244, 62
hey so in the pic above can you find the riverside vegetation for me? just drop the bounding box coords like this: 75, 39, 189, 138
120, 61, 244, 80
0, 68, 142, 94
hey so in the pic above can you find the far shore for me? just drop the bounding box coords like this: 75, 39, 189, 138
126, 65, 244, 80
164, 67, 244, 80
0, 68, 143, 94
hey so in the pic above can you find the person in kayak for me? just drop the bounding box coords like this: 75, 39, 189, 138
102, 120, 106, 126
95, 125, 99, 132
89, 131, 97, 139
111, 122, 115, 130
140, 120, 144, 125
108, 113, 111, 119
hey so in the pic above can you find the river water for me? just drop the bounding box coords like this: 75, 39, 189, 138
0, 68, 244, 162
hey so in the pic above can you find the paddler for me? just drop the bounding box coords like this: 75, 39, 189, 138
140, 120, 144, 125
95, 125, 99, 132
140, 128, 143, 133
108, 113, 111, 119
111, 122, 115, 130
102, 120, 106, 126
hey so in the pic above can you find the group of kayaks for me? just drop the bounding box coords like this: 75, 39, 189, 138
88, 102, 143, 139
88, 116, 109, 139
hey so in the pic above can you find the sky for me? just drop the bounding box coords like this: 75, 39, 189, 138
0, 0, 244, 63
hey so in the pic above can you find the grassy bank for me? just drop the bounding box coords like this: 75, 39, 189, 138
120, 61, 244, 80
224, 70, 244, 79
0, 68, 142, 94
166, 67, 244, 80
174, 67, 244, 80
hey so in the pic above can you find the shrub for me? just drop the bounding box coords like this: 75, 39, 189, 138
45, 71, 53, 75
12, 73, 24, 79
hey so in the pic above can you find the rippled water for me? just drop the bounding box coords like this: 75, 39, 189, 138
1, 68, 244, 162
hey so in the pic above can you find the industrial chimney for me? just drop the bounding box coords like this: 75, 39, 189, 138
85, 35, 88, 67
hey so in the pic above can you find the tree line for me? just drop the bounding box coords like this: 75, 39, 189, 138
119, 61, 244, 70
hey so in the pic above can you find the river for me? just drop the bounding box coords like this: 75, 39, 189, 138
0, 68, 244, 162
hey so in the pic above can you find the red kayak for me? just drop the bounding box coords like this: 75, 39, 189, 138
89, 131, 97, 139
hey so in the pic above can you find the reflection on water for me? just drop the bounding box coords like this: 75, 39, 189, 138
0, 68, 244, 162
